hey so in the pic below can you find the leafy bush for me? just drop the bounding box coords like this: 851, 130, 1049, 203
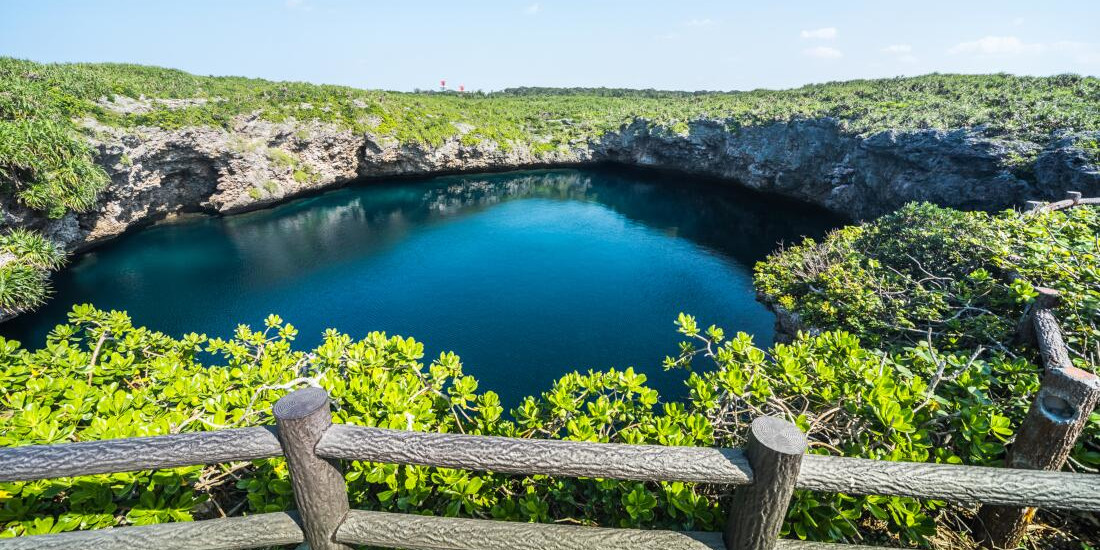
755, 203, 1100, 366
666, 315, 1056, 544
0, 230, 64, 312
3, 306, 1093, 547
0, 230, 64, 271
0, 62, 109, 218
0, 306, 720, 539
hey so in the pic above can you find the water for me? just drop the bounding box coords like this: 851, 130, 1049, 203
2, 168, 840, 404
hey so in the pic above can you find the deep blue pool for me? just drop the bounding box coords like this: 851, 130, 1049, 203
2, 168, 840, 404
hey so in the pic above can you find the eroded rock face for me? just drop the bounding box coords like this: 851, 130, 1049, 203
3, 114, 1097, 254
596, 119, 1052, 219
1033, 131, 1100, 199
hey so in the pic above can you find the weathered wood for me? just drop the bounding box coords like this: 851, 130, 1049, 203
798, 454, 1100, 510
273, 387, 352, 550
1033, 306, 1073, 371
725, 417, 807, 550
977, 283, 1100, 548
0, 512, 303, 550
977, 364, 1100, 548
0, 427, 282, 482
316, 423, 752, 484
334, 510, 879, 550
1065, 190, 1082, 203
1031, 196, 1100, 213
317, 423, 1100, 509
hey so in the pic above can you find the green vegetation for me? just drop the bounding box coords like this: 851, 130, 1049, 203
755, 203, 1100, 366
2, 56, 1099, 547
753, 203, 1100, 544
0, 299, 1092, 547
4, 56, 1100, 220
0, 229, 64, 313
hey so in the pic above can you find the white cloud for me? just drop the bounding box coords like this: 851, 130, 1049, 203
1051, 41, 1100, 64
655, 31, 681, 41
947, 36, 1100, 64
882, 44, 912, 54
1011, 17, 1025, 26
803, 46, 843, 59
685, 18, 716, 27
524, 3, 540, 15
800, 27, 837, 40
949, 36, 1044, 55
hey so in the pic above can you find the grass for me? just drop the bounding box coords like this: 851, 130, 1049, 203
4, 56, 1100, 220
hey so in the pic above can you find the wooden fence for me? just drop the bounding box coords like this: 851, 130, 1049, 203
1, 383, 1098, 550
0, 193, 1098, 550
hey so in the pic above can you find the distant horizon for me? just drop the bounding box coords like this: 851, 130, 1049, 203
2, 0, 1097, 92
6, 55, 1094, 95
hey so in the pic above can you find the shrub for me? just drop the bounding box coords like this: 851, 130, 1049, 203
3, 306, 1092, 547
0, 119, 107, 219
0, 264, 49, 311
0, 306, 718, 539
755, 203, 1100, 366
666, 314, 1052, 544
0, 229, 64, 312
0, 230, 64, 271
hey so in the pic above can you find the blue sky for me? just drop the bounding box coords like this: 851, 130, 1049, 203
2, 0, 1098, 91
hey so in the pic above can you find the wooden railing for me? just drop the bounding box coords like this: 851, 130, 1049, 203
1, 193, 1097, 550
1, 385, 1098, 550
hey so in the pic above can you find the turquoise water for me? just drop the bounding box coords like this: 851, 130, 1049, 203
2, 168, 840, 404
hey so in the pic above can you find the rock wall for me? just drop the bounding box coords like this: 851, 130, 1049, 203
596, 119, 1099, 219
4, 115, 1098, 253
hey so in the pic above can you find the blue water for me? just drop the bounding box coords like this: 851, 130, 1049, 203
2, 168, 839, 404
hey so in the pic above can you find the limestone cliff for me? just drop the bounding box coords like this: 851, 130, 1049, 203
4, 114, 1098, 255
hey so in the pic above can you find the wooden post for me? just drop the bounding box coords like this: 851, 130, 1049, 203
724, 416, 807, 550
1065, 190, 1082, 204
1013, 287, 1060, 348
977, 289, 1100, 549
1024, 200, 1044, 213
274, 387, 353, 550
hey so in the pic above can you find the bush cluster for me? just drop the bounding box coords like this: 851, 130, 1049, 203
0, 229, 64, 314
755, 203, 1100, 366
3, 303, 1092, 547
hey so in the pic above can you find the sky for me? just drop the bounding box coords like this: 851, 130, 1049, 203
2, 0, 1098, 92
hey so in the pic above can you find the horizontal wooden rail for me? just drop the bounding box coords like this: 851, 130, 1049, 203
0, 512, 303, 550
4, 387, 1097, 549
317, 424, 1100, 511
1026, 193, 1100, 213
316, 424, 753, 484
334, 510, 880, 550
0, 427, 283, 482
798, 455, 1100, 510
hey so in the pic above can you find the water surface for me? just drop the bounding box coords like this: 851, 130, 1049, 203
3, 168, 840, 404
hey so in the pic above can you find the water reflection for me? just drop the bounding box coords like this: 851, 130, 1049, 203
2, 168, 840, 404
219, 169, 835, 287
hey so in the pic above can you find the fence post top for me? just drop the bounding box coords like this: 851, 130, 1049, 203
750, 416, 807, 456
274, 386, 330, 420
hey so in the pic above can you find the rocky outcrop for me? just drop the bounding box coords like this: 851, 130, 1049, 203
595, 119, 1069, 219
3, 113, 1098, 253
1033, 131, 1100, 199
